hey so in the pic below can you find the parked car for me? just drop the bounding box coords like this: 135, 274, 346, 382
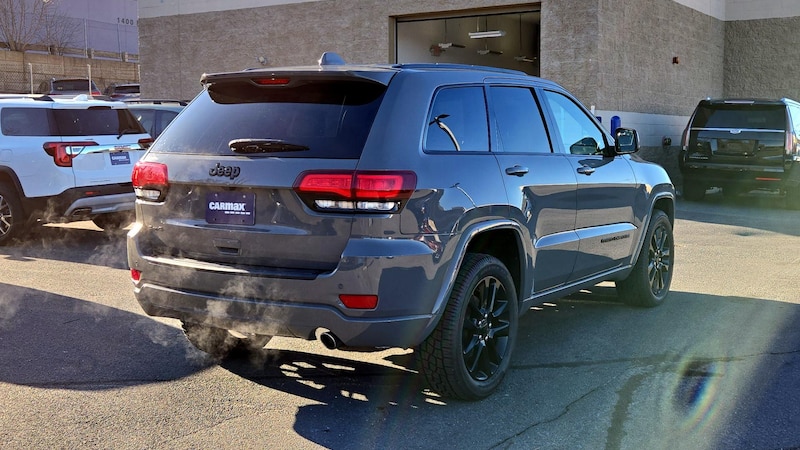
680, 97, 800, 208
125, 99, 187, 139
37, 78, 102, 97
0, 95, 153, 242
128, 52, 675, 400
105, 82, 141, 101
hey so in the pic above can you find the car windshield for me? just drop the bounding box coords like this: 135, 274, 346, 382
692, 104, 786, 130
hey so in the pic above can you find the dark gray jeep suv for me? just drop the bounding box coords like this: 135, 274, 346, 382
128, 53, 675, 400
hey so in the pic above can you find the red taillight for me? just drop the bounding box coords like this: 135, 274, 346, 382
91, 90, 102, 96
43, 141, 98, 167
294, 170, 416, 212
339, 294, 378, 309
252, 77, 290, 86
130, 268, 141, 282
132, 161, 169, 202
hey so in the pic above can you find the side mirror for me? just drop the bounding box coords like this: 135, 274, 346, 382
615, 128, 639, 154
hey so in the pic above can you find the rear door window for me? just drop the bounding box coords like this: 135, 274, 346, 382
1, 108, 53, 136
488, 86, 551, 153
52, 108, 145, 136
151, 79, 386, 158
424, 86, 489, 152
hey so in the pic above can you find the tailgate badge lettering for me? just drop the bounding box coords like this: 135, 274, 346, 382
209, 163, 241, 179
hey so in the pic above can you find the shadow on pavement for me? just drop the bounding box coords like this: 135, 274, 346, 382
677, 191, 800, 236
0, 282, 207, 387
0, 222, 129, 269
215, 289, 800, 449
1, 276, 797, 448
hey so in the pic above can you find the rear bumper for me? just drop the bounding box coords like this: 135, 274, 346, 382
680, 162, 794, 189
22, 183, 135, 221
127, 225, 451, 348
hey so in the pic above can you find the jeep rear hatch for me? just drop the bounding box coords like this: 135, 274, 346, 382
134, 74, 397, 273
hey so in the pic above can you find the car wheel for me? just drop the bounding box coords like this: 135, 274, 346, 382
182, 322, 272, 358
616, 210, 674, 307
92, 212, 133, 231
419, 253, 518, 400
0, 183, 24, 245
682, 181, 705, 201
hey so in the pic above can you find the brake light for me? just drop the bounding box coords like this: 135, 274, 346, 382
252, 77, 290, 86
139, 137, 154, 149
294, 170, 416, 213
130, 268, 141, 282
43, 141, 98, 167
132, 161, 169, 202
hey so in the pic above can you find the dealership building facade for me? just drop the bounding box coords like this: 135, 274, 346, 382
138, 0, 800, 168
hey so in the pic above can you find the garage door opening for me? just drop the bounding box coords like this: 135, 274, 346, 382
396, 10, 541, 75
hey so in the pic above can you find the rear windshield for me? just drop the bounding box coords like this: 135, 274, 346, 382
53, 80, 97, 92
112, 85, 140, 94
0, 106, 145, 136
149, 79, 386, 158
691, 104, 786, 130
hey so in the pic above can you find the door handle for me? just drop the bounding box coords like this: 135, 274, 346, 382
505, 165, 529, 176
577, 165, 595, 175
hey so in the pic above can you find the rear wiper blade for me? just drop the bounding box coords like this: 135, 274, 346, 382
229, 138, 309, 153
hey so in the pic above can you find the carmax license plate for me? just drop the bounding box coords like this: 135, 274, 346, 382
109, 151, 131, 165
206, 191, 255, 225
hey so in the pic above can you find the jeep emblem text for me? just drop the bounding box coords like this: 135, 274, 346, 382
209, 163, 241, 179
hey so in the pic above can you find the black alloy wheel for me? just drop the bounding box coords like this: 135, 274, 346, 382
0, 183, 23, 245
617, 210, 674, 307
420, 253, 518, 400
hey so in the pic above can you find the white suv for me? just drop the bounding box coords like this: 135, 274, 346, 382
0, 95, 152, 243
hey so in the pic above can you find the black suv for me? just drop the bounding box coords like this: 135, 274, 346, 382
680, 98, 800, 207
128, 53, 676, 400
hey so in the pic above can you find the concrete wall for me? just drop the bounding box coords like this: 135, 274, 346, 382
724, 17, 800, 101
138, 0, 538, 100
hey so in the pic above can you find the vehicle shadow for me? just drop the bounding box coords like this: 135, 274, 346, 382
217, 289, 800, 449
677, 190, 800, 237
0, 222, 128, 269
1, 275, 796, 448
0, 282, 208, 387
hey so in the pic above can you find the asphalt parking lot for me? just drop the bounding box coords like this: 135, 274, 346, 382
1, 192, 799, 449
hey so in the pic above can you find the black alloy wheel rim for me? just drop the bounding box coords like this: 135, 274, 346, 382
462, 275, 512, 381
648, 222, 672, 296
0, 195, 10, 237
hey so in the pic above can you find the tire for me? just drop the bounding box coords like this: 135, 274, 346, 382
0, 182, 25, 245
682, 181, 705, 201
92, 212, 133, 231
419, 253, 518, 400
616, 210, 674, 307
182, 322, 272, 358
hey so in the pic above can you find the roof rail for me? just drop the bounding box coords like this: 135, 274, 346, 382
391, 63, 527, 76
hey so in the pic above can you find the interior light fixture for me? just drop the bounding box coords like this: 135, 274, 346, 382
469, 30, 506, 39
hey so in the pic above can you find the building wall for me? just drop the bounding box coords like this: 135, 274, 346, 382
139, 0, 537, 100
724, 17, 800, 101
